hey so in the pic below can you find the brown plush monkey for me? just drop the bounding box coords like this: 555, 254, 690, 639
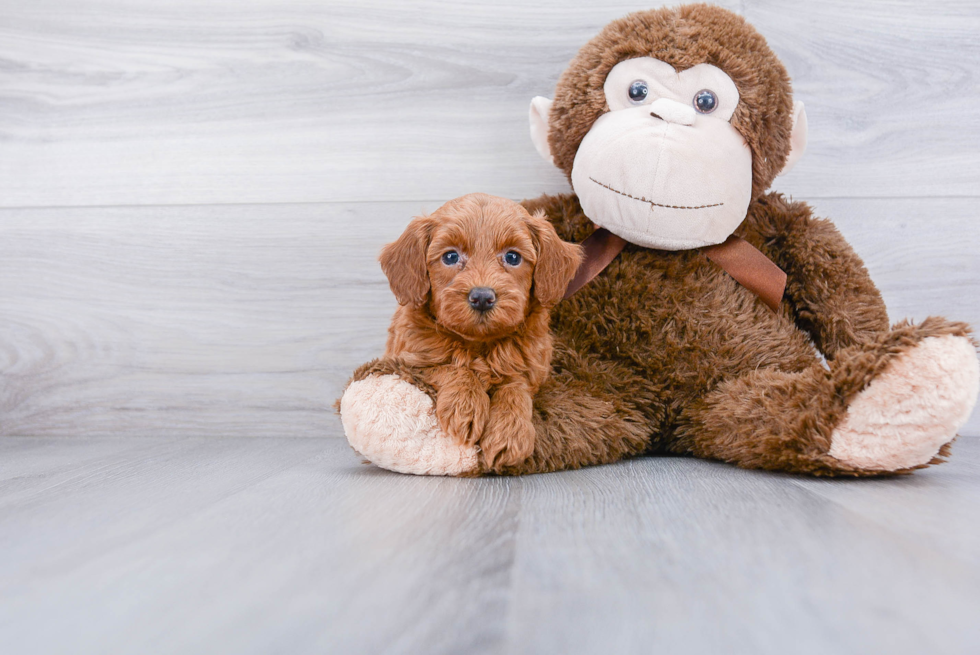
340, 4, 979, 477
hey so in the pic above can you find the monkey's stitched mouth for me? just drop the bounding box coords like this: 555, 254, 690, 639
589, 177, 724, 210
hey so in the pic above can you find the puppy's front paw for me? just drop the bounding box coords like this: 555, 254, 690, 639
436, 386, 490, 445
481, 410, 536, 473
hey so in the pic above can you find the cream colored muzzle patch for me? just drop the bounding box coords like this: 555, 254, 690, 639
570, 105, 753, 250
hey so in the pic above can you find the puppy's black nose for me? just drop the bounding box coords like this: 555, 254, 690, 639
468, 287, 496, 312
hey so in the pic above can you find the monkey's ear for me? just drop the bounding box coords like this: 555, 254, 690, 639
528, 212, 583, 306
379, 216, 433, 307
529, 96, 555, 165
778, 101, 808, 176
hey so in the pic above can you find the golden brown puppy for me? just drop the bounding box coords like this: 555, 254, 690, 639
380, 193, 582, 471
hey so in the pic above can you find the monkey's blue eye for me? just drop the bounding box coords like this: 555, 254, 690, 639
694, 89, 718, 114
504, 251, 522, 266
628, 80, 649, 104
442, 251, 460, 265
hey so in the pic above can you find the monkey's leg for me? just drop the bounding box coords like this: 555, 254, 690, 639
491, 367, 653, 476
672, 318, 979, 476
339, 352, 654, 477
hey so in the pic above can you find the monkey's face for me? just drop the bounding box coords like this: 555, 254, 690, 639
570, 57, 753, 250
529, 5, 810, 252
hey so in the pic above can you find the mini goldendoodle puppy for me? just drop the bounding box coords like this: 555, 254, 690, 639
379, 193, 582, 471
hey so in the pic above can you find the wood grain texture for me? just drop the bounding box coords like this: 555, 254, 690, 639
2, 435, 979, 654
1, 0, 977, 207
2, 197, 977, 438
0, 202, 399, 437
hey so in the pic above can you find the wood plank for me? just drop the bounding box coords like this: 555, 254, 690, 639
0, 437, 519, 655
0, 437, 329, 581
1, 0, 977, 207
791, 438, 980, 568
1, 436, 979, 653
0, 202, 403, 438
506, 454, 980, 654
755, 0, 980, 200
1, 198, 977, 438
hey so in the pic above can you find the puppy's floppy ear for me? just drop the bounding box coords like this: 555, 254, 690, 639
379, 215, 433, 306
527, 210, 583, 306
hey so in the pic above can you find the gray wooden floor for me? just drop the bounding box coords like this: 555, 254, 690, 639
2, 430, 979, 655
2, 1, 980, 652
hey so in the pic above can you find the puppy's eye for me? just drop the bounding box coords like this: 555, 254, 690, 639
503, 251, 522, 266
441, 251, 460, 266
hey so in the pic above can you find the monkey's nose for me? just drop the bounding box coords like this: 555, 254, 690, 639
468, 287, 496, 312
648, 98, 696, 126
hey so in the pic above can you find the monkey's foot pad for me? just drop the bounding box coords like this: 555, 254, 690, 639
830, 335, 980, 471
341, 374, 479, 476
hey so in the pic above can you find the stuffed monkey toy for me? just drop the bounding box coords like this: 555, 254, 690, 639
340, 4, 980, 477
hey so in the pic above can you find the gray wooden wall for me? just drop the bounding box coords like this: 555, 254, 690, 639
2, 0, 978, 438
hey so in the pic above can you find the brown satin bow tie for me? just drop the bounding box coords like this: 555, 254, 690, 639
563, 228, 786, 312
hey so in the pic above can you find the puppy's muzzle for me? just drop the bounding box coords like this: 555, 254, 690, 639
468, 287, 496, 313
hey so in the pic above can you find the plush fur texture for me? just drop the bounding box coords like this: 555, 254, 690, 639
513, 193, 977, 477
340, 4, 979, 477
342, 374, 479, 476
377, 193, 582, 471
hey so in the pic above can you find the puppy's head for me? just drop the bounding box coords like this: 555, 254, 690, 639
380, 193, 582, 341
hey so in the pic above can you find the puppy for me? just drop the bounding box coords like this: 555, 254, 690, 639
379, 193, 582, 471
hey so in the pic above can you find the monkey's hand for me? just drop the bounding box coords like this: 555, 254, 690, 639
741, 195, 890, 358
481, 380, 536, 472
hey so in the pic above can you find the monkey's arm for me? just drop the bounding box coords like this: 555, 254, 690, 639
740, 193, 889, 359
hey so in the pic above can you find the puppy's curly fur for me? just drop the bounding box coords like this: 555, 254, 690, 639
379, 193, 582, 471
